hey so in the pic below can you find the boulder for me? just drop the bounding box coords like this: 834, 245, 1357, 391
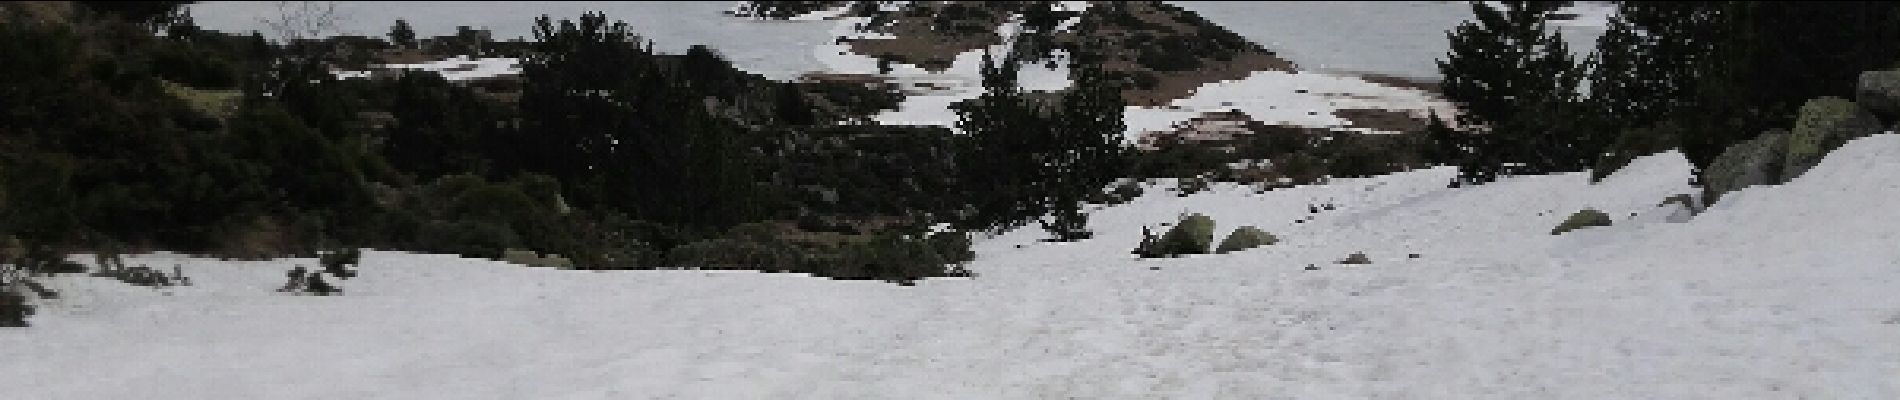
1702, 130, 1789, 205
1153, 214, 1216, 256
1215, 226, 1278, 253
1858, 69, 1900, 121
1658, 194, 1700, 223
1551, 209, 1613, 235
1785, 97, 1883, 180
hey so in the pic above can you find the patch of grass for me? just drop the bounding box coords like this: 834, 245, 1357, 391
158, 80, 241, 120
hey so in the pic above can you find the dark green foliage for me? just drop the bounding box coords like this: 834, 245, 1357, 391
77, 1, 190, 24
774, 125, 960, 219
319, 247, 361, 279
664, 222, 968, 283
928, 231, 975, 265
953, 50, 1130, 241
667, 236, 802, 272
776, 85, 817, 126
414, 219, 521, 260
833, 231, 956, 284
0, 288, 33, 327
380, 71, 505, 180
1436, 1, 1590, 185
1, 6, 985, 284
388, 19, 417, 49
1587, 2, 1900, 177
517, 13, 766, 229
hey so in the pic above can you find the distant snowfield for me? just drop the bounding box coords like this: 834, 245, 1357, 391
333, 56, 522, 81
10, 134, 1900, 399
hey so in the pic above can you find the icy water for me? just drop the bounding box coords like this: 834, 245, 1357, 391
186, 1, 1613, 82
187, 1, 840, 80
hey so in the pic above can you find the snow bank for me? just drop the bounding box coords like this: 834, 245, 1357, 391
332, 56, 522, 82
7, 127, 1897, 398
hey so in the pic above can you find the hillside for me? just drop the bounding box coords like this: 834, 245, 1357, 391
7, 133, 1898, 398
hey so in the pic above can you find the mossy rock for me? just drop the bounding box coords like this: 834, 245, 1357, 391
1215, 226, 1277, 253
1785, 97, 1882, 180
1550, 209, 1613, 235
1703, 130, 1789, 205
1150, 213, 1216, 257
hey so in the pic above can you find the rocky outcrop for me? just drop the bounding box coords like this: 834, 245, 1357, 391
1703, 130, 1790, 205
1858, 69, 1900, 121
1785, 97, 1883, 180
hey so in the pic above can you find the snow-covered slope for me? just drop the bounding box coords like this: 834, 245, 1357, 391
9, 135, 1899, 399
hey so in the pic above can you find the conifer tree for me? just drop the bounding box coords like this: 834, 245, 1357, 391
388, 19, 416, 49
1435, 1, 1585, 185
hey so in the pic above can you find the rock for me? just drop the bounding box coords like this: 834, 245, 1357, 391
1858, 69, 1900, 121
1215, 226, 1278, 253
1703, 130, 1789, 205
1551, 209, 1613, 235
1658, 194, 1700, 223
1152, 213, 1216, 257
1338, 252, 1372, 265
1785, 97, 1883, 180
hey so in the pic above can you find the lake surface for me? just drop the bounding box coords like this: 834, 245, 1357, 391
188, 1, 1610, 82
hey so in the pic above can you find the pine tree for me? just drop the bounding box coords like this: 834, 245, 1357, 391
953, 51, 1039, 234
1435, 1, 1585, 185
953, 48, 1128, 241
1040, 60, 1130, 241
388, 19, 416, 49
1585, 2, 1900, 173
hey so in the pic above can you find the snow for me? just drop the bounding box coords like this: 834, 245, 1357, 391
11, 134, 1900, 399
333, 55, 522, 82
1121, 70, 1456, 144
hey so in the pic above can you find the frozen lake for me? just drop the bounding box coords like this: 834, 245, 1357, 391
188, 1, 1609, 82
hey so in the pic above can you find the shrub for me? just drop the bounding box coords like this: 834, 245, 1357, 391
0, 288, 33, 327
667, 237, 802, 272
319, 248, 361, 279
927, 230, 974, 265
833, 232, 951, 284
415, 219, 520, 259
